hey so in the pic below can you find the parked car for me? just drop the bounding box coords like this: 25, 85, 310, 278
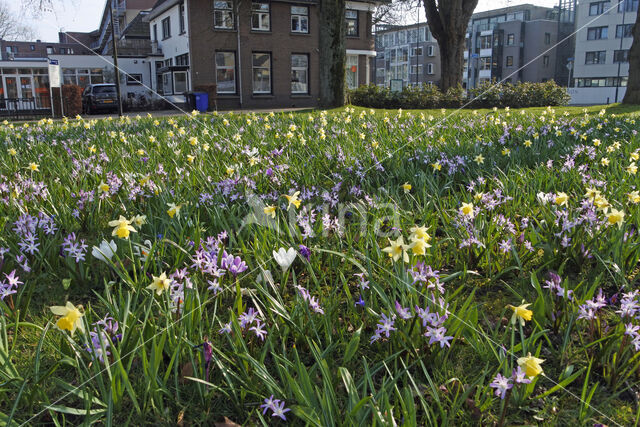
82, 84, 118, 114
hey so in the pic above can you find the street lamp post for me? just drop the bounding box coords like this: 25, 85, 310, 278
110, 2, 123, 117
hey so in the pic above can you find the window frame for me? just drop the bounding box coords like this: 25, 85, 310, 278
127, 74, 143, 85
173, 71, 188, 94
252, 52, 272, 94
291, 53, 309, 94
506, 56, 514, 67
346, 10, 358, 37
427, 63, 434, 75
215, 51, 237, 94
544, 32, 551, 44
616, 23, 633, 38
251, 1, 270, 31
291, 5, 309, 33
506, 33, 515, 45
179, 3, 186, 34
589, 1, 609, 15
587, 26, 608, 40
585, 50, 607, 64
162, 16, 171, 39
613, 49, 629, 63
618, 0, 639, 12
214, 1, 235, 30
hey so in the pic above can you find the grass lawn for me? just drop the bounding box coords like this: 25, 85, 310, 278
1, 104, 640, 425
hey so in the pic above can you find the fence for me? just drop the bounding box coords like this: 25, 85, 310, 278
0, 96, 52, 120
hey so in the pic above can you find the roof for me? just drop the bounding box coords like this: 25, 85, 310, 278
145, 0, 180, 22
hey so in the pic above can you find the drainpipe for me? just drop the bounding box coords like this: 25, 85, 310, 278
236, 0, 243, 108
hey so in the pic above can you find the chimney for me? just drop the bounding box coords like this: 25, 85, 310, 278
36, 39, 41, 43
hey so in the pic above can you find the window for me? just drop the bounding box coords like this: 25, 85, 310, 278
427, 63, 434, 75
174, 71, 188, 94
5, 46, 17, 53
346, 55, 358, 89
478, 35, 492, 49
616, 23, 633, 38
410, 47, 422, 56
179, 3, 186, 34
543, 55, 550, 67
30, 44, 35, 51
577, 77, 627, 87
46, 46, 54, 54
410, 64, 423, 74
163, 72, 172, 94
585, 50, 606, 64
291, 6, 309, 33
59, 48, 67, 54
162, 17, 171, 39
506, 33, 515, 45
153, 24, 157, 41
291, 54, 308, 94
506, 56, 514, 67
127, 74, 143, 85
479, 57, 491, 70
252, 1, 270, 31
587, 26, 608, 40
252, 52, 271, 94
176, 53, 189, 65
427, 45, 435, 56
614, 49, 629, 62
544, 32, 551, 44
214, 1, 234, 29
589, 1, 609, 15
346, 10, 358, 36
618, 0, 639, 12
215, 51, 236, 94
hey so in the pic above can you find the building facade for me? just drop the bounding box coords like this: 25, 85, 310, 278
374, 23, 441, 88
464, 4, 562, 89
570, 0, 636, 104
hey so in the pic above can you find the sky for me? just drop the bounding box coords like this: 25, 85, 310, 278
8, 0, 561, 43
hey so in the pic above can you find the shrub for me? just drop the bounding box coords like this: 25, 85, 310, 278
349, 80, 570, 110
62, 84, 83, 117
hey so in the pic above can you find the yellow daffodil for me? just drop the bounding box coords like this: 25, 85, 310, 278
187, 155, 195, 163
523, 139, 532, 147
283, 192, 301, 209
264, 205, 276, 218
131, 214, 147, 227
409, 237, 431, 255
50, 302, 84, 336
507, 302, 533, 326
593, 138, 601, 147
167, 203, 182, 218
584, 187, 600, 202
460, 202, 474, 218
431, 162, 442, 171
627, 162, 637, 175
29, 162, 39, 171
401, 182, 412, 194
502, 148, 511, 156
88, 145, 96, 153
382, 236, 409, 263
8, 148, 16, 156
607, 208, 624, 228
147, 272, 171, 295
628, 191, 640, 204
630, 151, 639, 161
474, 154, 485, 164
594, 195, 610, 212
517, 353, 544, 378
554, 192, 568, 206
226, 166, 235, 176
108, 216, 137, 239
409, 225, 431, 242
601, 158, 610, 167
99, 181, 110, 193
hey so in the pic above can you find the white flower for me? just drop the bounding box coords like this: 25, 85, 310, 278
91, 240, 117, 262
273, 247, 296, 271
133, 240, 152, 262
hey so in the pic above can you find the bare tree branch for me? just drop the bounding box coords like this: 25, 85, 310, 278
0, 1, 36, 40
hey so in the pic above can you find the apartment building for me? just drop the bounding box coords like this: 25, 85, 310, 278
374, 23, 441, 88
464, 4, 563, 89
570, 0, 637, 104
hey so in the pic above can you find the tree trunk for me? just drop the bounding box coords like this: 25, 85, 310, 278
623, 11, 640, 104
423, 0, 477, 93
319, 0, 346, 108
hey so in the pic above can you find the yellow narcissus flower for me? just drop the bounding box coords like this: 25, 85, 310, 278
607, 208, 625, 228
108, 216, 137, 239
627, 162, 637, 175
8, 148, 17, 156
501, 148, 511, 157
99, 181, 110, 193
554, 192, 568, 206
88, 145, 96, 153
431, 162, 442, 171
284, 191, 301, 209
409, 237, 431, 255
382, 236, 409, 263
263, 205, 276, 218
584, 187, 600, 202
226, 166, 235, 176
523, 140, 532, 147
137, 149, 145, 156
630, 151, 640, 161
628, 191, 640, 204
50, 302, 84, 336
594, 195, 610, 212
474, 154, 484, 164
167, 203, 182, 218
29, 162, 39, 171
507, 302, 533, 326
147, 272, 172, 295
601, 158, 610, 167
401, 182, 412, 194
460, 202, 474, 218
409, 225, 431, 242
593, 138, 601, 146
131, 214, 147, 227
517, 353, 544, 378
187, 155, 195, 163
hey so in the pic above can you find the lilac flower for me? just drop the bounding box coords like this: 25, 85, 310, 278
239, 308, 259, 328
490, 373, 513, 399
395, 301, 412, 320
260, 395, 278, 415
249, 320, 268, 341
424, 326, 453, 348
375, 313, 396, 338
271, 400, 291, 421
86, 331, 110, 363
512, 366, 531, 384
354, 272, 369, 290
221, 251, 248, 276
61, 232, 88, 263
498, 239, 512, 254
219, 322, 232, 334
207, 279, 222, 295
298, 244, 311, 261
355, 296, 365, 308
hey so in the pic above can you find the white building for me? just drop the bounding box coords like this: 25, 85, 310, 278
145, 0, 191, 104
570, 0, 636, 104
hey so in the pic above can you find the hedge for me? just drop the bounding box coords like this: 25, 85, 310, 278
348, 80, 570, 109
